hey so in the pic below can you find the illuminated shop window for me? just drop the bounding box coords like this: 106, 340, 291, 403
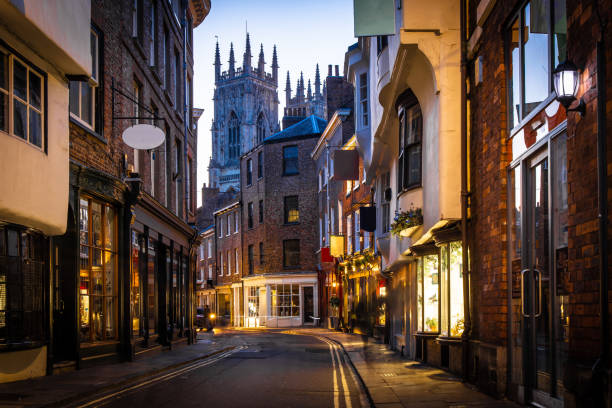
417, 254, 439, 332
440, 241, 464, 337
270, 284, 300, 317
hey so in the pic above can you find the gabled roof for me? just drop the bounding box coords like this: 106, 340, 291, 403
264, 115, 327, 144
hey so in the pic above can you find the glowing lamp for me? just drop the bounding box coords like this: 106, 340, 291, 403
553, 60, 585, 116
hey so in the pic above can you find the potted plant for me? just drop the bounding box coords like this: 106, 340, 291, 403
390, 208, 423, 237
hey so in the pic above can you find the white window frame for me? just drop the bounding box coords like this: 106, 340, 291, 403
69, 29, 98, 132
234, 212, 239, 234
227, 251, 231, 275
208, 238, 212, 258
219, 253, 223, 276
226, 214, 231, 236
208, 264, 212, 279
235, 249, 239, 274
1, 48, 46, 150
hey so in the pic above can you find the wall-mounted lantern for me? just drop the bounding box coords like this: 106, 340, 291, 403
553, 60, 586, 116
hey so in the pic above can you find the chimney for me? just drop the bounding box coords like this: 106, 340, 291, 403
328, 64, 332, 77
335, 65, 339, 76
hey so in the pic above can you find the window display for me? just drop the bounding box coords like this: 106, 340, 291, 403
417, 254, 439, 332
270, 284, 300, 317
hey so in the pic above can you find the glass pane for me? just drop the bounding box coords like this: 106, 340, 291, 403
80, 199, 89, 244
92, 202, 102, 246
423, 254, 439, 332
509, 17, 521, 127
29, 71, 41, 110
104, 252, 114, 295
148, 238, 156, 333
449, 241, 464, 336
92, 248, 102, 268
0, 93, 8, 133
92, 295, 103, 340
80, 245, 89, 273
79, 294, 90, 341
105, 296, 115, 339
13, 99, 26, 139
417, 259, 423, 331
91, 31, 98, 80
81, 84, 93, 125
69, 82, 80, 116
29, 109, 41, 147
440, 245, 449, 336
408, 145, 421, 186
13, 60, 27, 101
0, 51, 7, 90
132, 240, 141, 336
523, 1, 550, 116
553, 0, 567, 67
104, 206, 115, 250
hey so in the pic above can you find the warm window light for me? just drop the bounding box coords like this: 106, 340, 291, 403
553, 60, 585, 116
332, 282, 337, 288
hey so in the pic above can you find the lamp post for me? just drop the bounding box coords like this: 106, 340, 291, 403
553, 60, 586, 116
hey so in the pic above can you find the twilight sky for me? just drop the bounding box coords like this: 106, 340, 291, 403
193, 0, 354, 206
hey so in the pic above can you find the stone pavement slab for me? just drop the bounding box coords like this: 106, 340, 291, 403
0, 332, 238, 407
299, 328, 522, 408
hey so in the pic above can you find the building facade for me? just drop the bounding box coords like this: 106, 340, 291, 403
196, 225, 215, 311
208, 34, 280, 192
0, 0, 92, 383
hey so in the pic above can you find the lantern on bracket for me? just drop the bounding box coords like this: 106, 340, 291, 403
553, 60, 586, 117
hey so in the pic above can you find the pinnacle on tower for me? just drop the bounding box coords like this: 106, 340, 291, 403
258, 43, 265, 77
214, 40, 221, 81
307, 79, 312, 100
228, 42, 235, 77
243, 32, 252, 70
272, 45, 279, 82
285, 71, 291, 104
299, 71, 305, 101
314, 63, 321, 96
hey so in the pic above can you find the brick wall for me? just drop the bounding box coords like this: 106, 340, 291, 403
214, 206, 242, 285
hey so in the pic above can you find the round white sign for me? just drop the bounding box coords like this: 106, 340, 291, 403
122, 124, 165, 150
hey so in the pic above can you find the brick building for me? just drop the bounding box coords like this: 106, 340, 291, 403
213, 201, 242, 326
196, 225, 215, 311
239, 115, 325, 327
54, 0, 209, 370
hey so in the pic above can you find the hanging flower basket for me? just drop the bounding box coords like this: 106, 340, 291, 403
390, 208, 423, 237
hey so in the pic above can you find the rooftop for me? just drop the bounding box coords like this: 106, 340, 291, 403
264, 115, 327, 144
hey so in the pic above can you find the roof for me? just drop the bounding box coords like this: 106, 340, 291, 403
264, 115, 327, 144
199, 224, 215, 235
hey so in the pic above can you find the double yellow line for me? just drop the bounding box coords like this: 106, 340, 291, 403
76, 346, 245, 407
317, 336, 353, 408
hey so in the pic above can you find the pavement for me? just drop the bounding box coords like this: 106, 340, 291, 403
298, 328, 521, 408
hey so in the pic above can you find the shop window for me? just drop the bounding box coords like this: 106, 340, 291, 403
284, 196, 299, 224
506, 0, 566, 129
1, 47, 45, 149
0, 226, 46, 345
131, 231, 144, 337
282, 145, 298, 175
439, 241, 464, 337
147, 236, 156, 334
283, 239, 300, 268
417, 254, 439, 332
247, 287, 260, 318
270, 284, 299, 317
79, 197, 117, 342
397, 98, 422, 192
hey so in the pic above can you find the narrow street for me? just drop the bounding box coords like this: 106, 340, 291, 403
73, 330, 366, 408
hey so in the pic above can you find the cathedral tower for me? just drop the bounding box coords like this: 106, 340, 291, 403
209, 33, 280, 192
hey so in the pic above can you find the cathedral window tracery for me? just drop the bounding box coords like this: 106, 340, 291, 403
228, 111, 240, 160
256, 113, 266, 145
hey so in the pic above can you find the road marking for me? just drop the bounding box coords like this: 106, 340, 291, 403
76, 346, 245, 408
327, 340, 340, 408
317, 336, 352, 408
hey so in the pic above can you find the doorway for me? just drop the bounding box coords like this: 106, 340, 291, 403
303, 286, 314, 324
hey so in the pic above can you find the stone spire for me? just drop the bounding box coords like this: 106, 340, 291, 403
299, 71, 305, 102
314, 63, 321, 96
243, 32, 252, 71
285, 70, 291, 104
228, 42, 235, 77
271, 45, 279, 83
307, 79, 312, 100
258, 43, 265, 77
214, 40, 221, 81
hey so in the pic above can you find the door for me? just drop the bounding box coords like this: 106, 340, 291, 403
303, 286, 314, 324
520, 133, 567, 407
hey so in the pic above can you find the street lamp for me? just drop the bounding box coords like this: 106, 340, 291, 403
553, 60, 586, 116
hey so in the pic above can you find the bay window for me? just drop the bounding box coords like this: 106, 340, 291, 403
79, 197, 117, 342
439, 241, 464, 337
417, 254, 439, 332
507, 0, 567, 129
397, 96, 422, 192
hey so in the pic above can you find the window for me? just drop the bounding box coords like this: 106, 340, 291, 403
259, 200, 264, 224
219, 252, 223, 276
283, 239, 300, 268
507, 0, 566, 128
146, 237, 156, 334
79, 197, 118, 341
248, 245, 254, 274
376, 35, 388, 55
319, 218, 323, 248
257, 151, 263, 178
347, 214, 352, 253
284, 196, 299, 224
199, 244, 204, 259
164, 125, 171, 206
132, 0, 144, 42
417, 254, 440, 332
354, 209, 361, 252
187, 157, 192, 212
247, 287, 259, 319
346, 180, 352, 196
234, 212, 239, 234
163, 27, 170, 89
227, 251, 231, 276
247, 202, 253, 229
218, 219, 223, 238
270, 284, 299, 317
174, 51, 180, 110
256, 113, 265, 144
259, 242, 264, 264
1, 48, 45, 149
187, 76, 192, 126
207, 238, 212, 258
69, 29, 99, 132
235, 249, 239, 274
381, 172, 390, 233
246, 158, 253, 185
439, 241, 464, 337
338, 201, 343, 235
398, 101, 422, 192
228, 112, 240, 160
359, 72, 368, 127
208, 265, 212, 279
226, 214, 231, 236
0, 226, 46, 345
282, 145, 298, 175
174, 139, 181, 215
150, 1, 157, 65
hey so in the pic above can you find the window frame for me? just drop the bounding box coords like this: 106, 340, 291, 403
397, 100, 422, 194
359, 72, 368, 127
257, 150, 263, 179
417, 253, 441, 333
0, 44, 47, 151
282, 145, 299, 176
259, 241, 264, 265
283, 239, 300, 268
248, 244, 254, 274
69, 28, 100, 133
247, 202, 254, 229
246, 158, 253, 186
283, 195, 299, 224
258, 200, 264, 224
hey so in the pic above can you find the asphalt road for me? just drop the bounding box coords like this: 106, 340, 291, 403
76, 329, 366, 408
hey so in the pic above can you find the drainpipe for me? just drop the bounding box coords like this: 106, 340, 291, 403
459, 0, 472, 382
592, 3, 608, 396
